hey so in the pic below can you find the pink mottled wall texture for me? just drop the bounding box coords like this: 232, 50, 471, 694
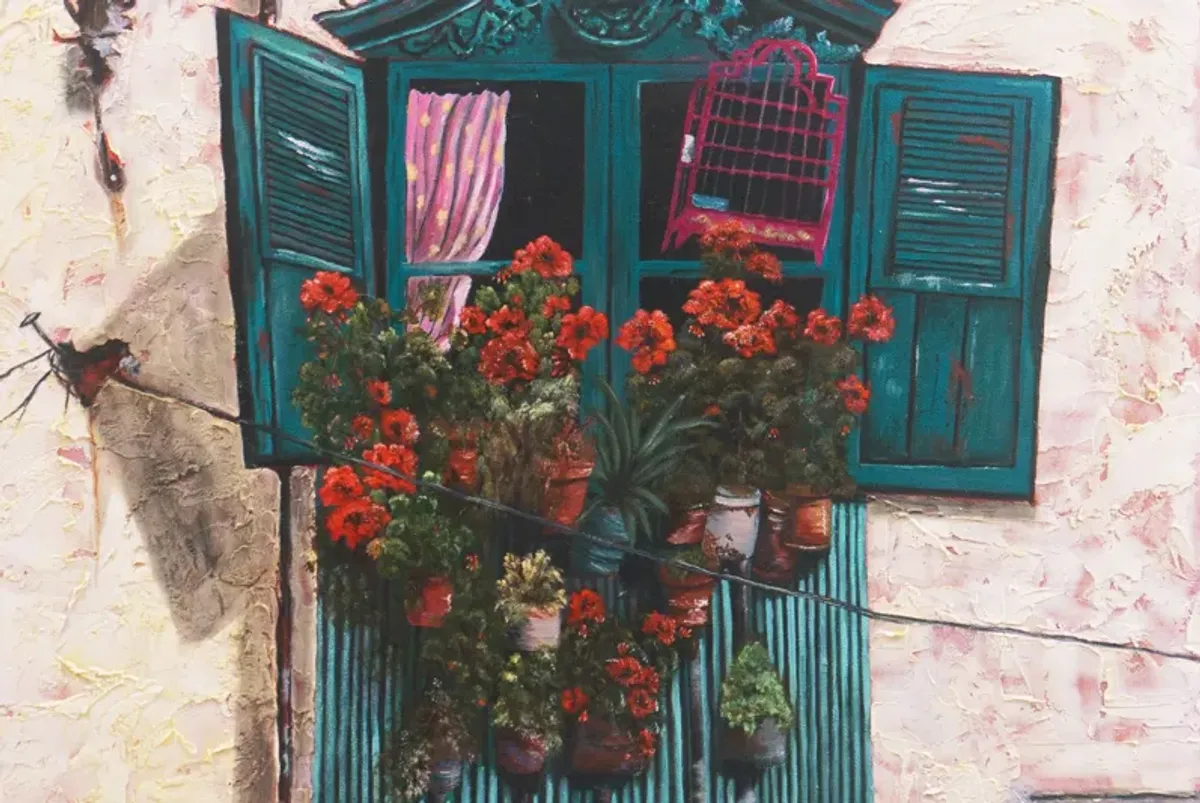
0, 0, 1197, 801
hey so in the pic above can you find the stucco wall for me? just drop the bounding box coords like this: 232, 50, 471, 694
2, 0, 1198, 801
867, 0, 1200, 800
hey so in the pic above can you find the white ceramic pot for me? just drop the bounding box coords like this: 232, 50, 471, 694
514, 606, 562, 651
702, 485, 762, 563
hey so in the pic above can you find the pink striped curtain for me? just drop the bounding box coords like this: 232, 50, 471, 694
405, 89, 510, 349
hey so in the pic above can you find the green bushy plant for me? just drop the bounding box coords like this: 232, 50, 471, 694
720, 642, 794, 735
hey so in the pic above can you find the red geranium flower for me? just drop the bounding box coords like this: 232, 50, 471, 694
319, 466, 363, 508
459, 305, 487, 335
803, 309, 843, 346
366, 380, 392, 406
626, 687, 658, 719
561, 687, 589, 717
380, 408, 420, 446
556, 305, 609, 361
542, 295, 572, 318
351, 414, 375, 443
641, 612, 678, 646
326, 498, 390, 550
745, 251, 783, 282
722, 323, 776, 358
683, 279, 762, 331
300, 271, 358, 316
464, 553, 480, 572
509, 235, 573, 279
761, 300, 800, 335
479, 332, 540, 386
848, 294, 896, 343
837, 376, 871, 415
486, 305, 530, 337
700, 220, 753, 255
616, 310, 677, 374
637, 728, 657, 758
606, 656, 645, 688
633, 666, 661, 695
361, 443, 417, 494
567, 589, 606, 628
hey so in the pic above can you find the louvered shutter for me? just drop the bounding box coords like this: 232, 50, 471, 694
849, 66, 1058, 497
219, 11, 376, 464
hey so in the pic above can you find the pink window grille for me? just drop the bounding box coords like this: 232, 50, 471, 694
662, 39, 848, 263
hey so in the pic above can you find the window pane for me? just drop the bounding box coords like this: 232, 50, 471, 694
638, 275, 824, 331
639, 81, 824, 263
409, 79, 586, 260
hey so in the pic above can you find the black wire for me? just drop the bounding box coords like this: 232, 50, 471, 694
97, 373, 1200, 668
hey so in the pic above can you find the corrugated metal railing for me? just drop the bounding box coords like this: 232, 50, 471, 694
315, 501, 870, 802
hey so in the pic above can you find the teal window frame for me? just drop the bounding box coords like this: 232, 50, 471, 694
383, 62, 612, 412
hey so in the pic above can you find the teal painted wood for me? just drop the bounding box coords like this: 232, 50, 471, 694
314, 502, 870, 802
847, 65, 1060, 498
383, 61, 611, 415
608, 62, 854, 394
219, 11, 376, 465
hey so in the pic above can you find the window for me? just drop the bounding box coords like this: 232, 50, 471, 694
847, 66, 1059, 498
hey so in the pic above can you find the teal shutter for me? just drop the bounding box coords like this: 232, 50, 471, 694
219, 11, 376, 464
849, 66, 1058, 497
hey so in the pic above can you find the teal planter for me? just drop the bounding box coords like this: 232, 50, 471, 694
573, 507, 629, 575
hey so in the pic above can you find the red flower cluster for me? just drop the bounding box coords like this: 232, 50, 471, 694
300, 271, 358, 317
351, 415, 374, 443
542, 295, 571, 318
604, 655, 661, 719
561, 687, 590, 722
508, 235, 573, 279
319, 466, 362, 508
380, 408, 420, 446
700, 220, 753, 255
320, 467, 389, 549
683, 279, 762, 331
567, 589, 606, 632
459, 306, 487, 335
616, 310, 677, 374
556, 306, 609, 361
836, 375, 870, 414
760, 299, 800, 336
486, 305, 530, 337
745, 251, 783, 282
366, 379, 392, 406
803, 308, 843, 346
361, 443, 418, 494
638, 728, 656, 759
479, 334, 540, 386
641, 612, 680, 647
848, 294, 896, 343
722, 323, 776, 358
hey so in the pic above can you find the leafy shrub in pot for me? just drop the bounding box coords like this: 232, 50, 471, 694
719, 642, 794, 769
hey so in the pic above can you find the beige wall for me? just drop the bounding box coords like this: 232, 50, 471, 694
1, 0, 1197, 800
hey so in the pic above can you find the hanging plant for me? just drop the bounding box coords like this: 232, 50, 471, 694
719, 642, 794, 769
496, 550, 568, 651
493, 650, 564, 777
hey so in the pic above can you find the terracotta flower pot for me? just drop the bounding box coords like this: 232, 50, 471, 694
513, 606, 563, 651
782, 485, 832, 552
657, 562, 717, 627
721, 718, 787, 769
751, 491, 798, 585
569, 719, 648, 778
542, 459, 594, 531
665, 506, 708, 546
702, 486, 762, 564
573, 506, 629, 575
405, 575, 454, 628
495, 729, 548, 776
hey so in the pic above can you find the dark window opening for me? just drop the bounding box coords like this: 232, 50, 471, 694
408, 79, 586, 261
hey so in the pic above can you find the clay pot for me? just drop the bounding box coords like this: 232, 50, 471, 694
573, 506, 629, 575
427, 758, 464, 800
721, 718, 787, 769
569, 718, 648, 778
513, 606, 563, 651
542, 459, 594, 531
702, 486, 762, 564
657, 561, 717, 627
782, 485, 832, 552
405, 575, 454, 628
495, 729, 548, 776
751, 491, 798, 585
665, 506, 708, 546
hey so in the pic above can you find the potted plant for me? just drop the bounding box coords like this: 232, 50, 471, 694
719, 642, 794, 770
493, 650, 564, 779
575, 381, 708, 575
558, 589, 682, 783
382, 683, 478, 803
496, 550, 568, 651
448, 236, 608, 521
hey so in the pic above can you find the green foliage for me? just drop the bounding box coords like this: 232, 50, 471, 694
376, 480, 480, 582
493, 651, 563, 753
720, 643, 794, 736
587, 381, 710, 545
659, 543, 712, 583
382, 726, 431, 803
381, 683, 476, 802
495, 550, 567, 622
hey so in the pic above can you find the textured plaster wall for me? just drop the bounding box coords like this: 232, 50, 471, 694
868, 0, 1200, 800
